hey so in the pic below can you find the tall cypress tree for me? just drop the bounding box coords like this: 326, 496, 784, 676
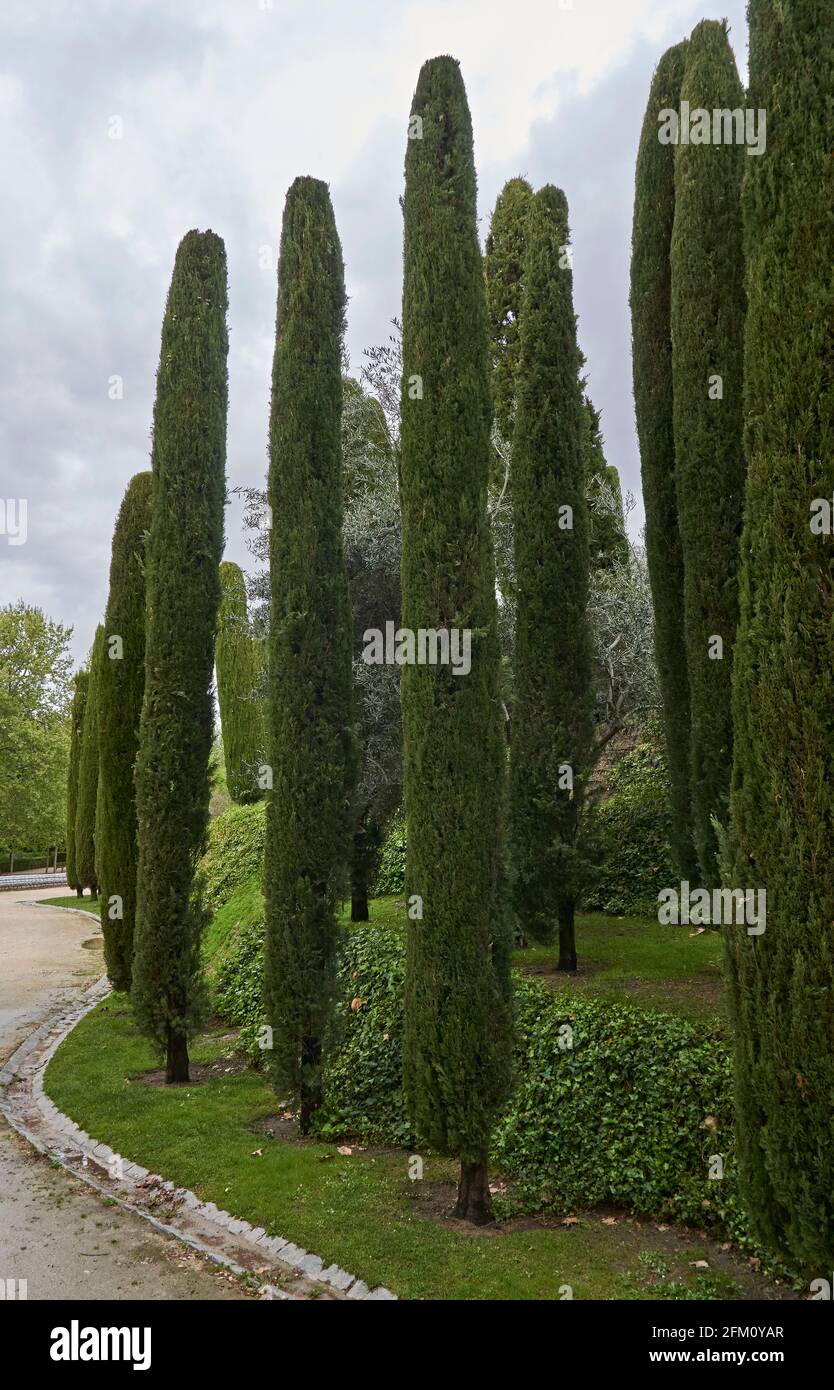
671, 20, 746, 888
400, 56, 512, 1224
584, 396, 628, 572
132, 231, 228, 1084
728, 0, 834, 1271
264, 178, 355, 1133
484, 176, 534, 444
75, 625, 103, 895
96, 471, 153, 991
510, 186, 593, 969
216, 560, 264, 805
65, 669, 88, 897
630, 40, 699, 882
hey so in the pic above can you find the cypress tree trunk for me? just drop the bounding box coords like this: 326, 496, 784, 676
350, 827, 370, 922
264, 178, 356, 1136
132, 230, 228, 1084
65, 670, 88, 895
630, 41, 699, 882
75, 626, 104, 895
216, 560, 265, 804
400, 56, 512, 1225
97, 472, 153, 991
510, 186, 593, 960
671, 21, 746, 888
728, 0, 834, 1271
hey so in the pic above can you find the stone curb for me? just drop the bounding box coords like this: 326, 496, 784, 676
0, 970, 396, 1303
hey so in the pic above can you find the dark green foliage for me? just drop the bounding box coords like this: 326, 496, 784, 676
631, 41, 698, 882
727, 0, 834, 1272
216, 561, 265, 805
582, 740, 676, 916
493, 979, 746, 1240
132, 230, 228, 1082
484, 176, 534, 443
584, 397, 628, 571
343, 381, 402, 920
97, 472, 153, 990
399, 57, 512, 1212
315, 924, 411, 1145
373, 811, 406, 896
671, 21, 745, 887
74, 626, 103, 893
65, 669, 88, 892
510, 185, 593, 962
264, 177, 356, 1130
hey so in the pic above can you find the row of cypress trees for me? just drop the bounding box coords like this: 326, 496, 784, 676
632, 1, 834, 1271
484, 172, 609, 970
631, 19, 746, 888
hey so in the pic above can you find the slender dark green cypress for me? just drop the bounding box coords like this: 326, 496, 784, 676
510, 186, 593, 969
400, 56, 512, 1224
264, 178, 356, 1134
132, 231, 228, 1084
727, 0, 834, 1271
216, 560, 264, 804
671, 20, 746, 888
584, 396, 628, 571
96, 472, 153, 991
630, 40, 699, 882
65, 669, 88, 897
484, 176, 534, 444
74, 625, 103, 894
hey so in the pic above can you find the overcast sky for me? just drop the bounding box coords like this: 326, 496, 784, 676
1, 0, 749, 667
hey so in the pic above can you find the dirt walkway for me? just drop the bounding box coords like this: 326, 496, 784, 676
0, 888, 249, 1301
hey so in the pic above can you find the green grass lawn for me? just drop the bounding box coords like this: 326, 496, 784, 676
38, 894, 100, 915
205, 886, 723, 1022
44, 993, 778, 1302
336, 897, 724, 1021
516, 912, 724, 1021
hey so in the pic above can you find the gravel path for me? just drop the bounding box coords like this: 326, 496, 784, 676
0, 888, 249, 1301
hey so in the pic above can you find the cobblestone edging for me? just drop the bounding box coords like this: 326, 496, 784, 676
0, 971, 396, 1303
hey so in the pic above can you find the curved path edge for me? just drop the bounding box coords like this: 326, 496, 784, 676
0, 948, 395, 1303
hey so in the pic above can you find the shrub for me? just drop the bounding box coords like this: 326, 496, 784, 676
582, 741, 676, 916
200, 801, 266, 914
372, 812, 406, 896
493, 977, 746, 1242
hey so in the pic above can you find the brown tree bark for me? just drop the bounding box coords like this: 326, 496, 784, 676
298, 1035, 322, 1134
351, 883, 369, 922
454, 1157, 494, 1225
166, 1028, 189, 1084
557, 898, 577, 973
